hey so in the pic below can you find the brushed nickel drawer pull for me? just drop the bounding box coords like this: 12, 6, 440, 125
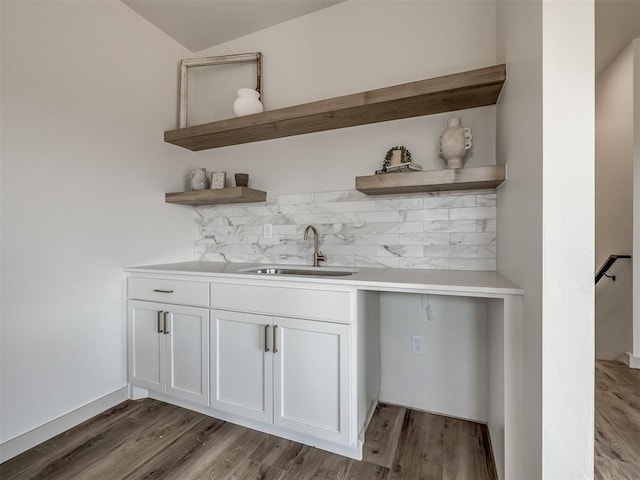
153, 289, 174, 294
157, 311, 164, 333
264, 325, 270, 352
163, 311, 170, 335
272, 325, 278, 353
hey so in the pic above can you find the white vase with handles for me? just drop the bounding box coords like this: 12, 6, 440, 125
438, 117, 472, 169
233, 88, 264, 116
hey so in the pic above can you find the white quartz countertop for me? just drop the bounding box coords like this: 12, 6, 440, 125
125, 261, 523, 297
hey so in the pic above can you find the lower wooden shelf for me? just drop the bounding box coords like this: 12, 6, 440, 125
165, 187, 267, 206
355, 165, 505, 195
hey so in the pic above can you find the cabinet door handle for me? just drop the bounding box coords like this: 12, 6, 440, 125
157, 311, 164, 333
163, 311, 170, 335
272, 324, 278, 353
264, 325, 270, 352
153, 289, 174, 294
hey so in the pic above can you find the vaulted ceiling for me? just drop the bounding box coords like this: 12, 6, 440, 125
121, 0, 345, 53
123, 0, 638, 75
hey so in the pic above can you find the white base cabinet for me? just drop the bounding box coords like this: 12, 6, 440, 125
126, 273, 378, 460
210, 310, 273, 423
273, 316, 351, 445
210, 309, 352, 446
128, 300, 209, 406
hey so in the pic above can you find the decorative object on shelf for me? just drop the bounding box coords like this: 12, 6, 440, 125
388, 148, 403, 166
178, 52, 263, 128
235, 173, 249, 187
377, 162, 424, 174
376, 146, 421, 174
438, 117, 472, 169
189, 168, 210, 190
209, 172, 226, 189
233, 88, 264, 116
383, 146, 412, 169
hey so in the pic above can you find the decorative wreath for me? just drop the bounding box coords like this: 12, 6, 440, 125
382, 146, 412, 170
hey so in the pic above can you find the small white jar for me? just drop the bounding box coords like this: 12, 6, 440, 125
232, 88, 264, 116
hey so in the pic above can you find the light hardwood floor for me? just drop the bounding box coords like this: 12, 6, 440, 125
0, 402, 496, 480
595, 360, 640, 480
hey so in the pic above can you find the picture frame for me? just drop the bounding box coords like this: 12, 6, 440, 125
178, 52, 262, 128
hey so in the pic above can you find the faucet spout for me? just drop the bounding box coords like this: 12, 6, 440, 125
304, 225, 325, 267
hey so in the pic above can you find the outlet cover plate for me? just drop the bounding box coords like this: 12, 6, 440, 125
412, 335, 424, 355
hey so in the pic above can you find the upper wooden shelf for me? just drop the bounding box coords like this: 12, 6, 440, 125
165, 187, 267, 206
355, 165, 505, 195
164, 64, 506, 151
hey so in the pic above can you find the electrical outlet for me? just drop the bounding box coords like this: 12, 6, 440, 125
411, 335, 424, 355
263, 223, 273, 239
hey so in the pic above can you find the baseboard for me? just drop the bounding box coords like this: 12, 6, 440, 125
358, 398, 379, 442
148, 391, 363, 460
0, 387, 129, 463
622, 352, 640, 369
130, 385, 149, 400
377, 398, 488, 425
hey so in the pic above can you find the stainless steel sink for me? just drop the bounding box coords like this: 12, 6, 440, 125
239, 266, 357, 277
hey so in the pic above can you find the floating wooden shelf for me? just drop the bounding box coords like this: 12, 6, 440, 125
164, 64, 506, 151
355, 165, 506, 195
165, 187, 267, 206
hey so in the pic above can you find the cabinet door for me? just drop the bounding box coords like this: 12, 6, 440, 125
165, 305, 210, 406
273, 317, 351, 445
128, 300, 165, 392
210, 309, 272, 423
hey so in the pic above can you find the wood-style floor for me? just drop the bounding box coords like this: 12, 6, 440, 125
0, 402, 496, 480
4, 359, 637, 480
595, 360, 640, 480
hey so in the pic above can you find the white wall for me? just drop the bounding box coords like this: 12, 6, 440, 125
0, 0, 195, 447
182, 0, 498, 195
595, 43, 634, 360
496, 1, 543, 477
541, 3, 595, 478
379, 293, 489, 423
497, 1, 595, 478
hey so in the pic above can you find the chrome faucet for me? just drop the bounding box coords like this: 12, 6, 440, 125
304, 225, 325, 267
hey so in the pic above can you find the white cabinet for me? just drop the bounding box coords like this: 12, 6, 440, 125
126, 273, 374, 459
210, 309, 272, 423
273, 316, 351, 445
210, 308, 352, 446
129, 300, 209, 406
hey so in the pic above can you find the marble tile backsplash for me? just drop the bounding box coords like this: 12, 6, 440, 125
194, 189, 497, 271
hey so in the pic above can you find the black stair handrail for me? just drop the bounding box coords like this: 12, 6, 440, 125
595, 254, 631, 284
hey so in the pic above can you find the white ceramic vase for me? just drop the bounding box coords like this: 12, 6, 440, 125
189, 168, 209, 190
233, 88, 264, 116
438, 117, 472, 169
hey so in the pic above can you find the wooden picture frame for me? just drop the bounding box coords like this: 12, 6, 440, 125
178, 52, 262, 128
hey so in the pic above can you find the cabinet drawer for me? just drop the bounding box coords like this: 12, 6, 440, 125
210, 283, 351, 323
128, 277, 209, 306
